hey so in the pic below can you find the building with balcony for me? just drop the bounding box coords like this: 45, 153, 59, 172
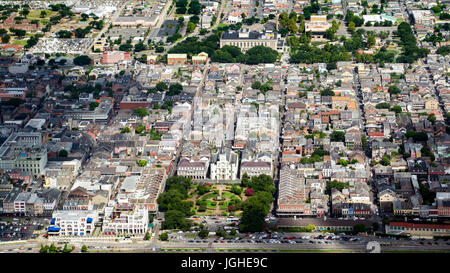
48, 210, 98, 236
102, 203, 149, 235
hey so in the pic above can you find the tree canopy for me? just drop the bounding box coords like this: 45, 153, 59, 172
395, 22, 429, 63
73, 55, 91, 66
134, 108, 148, 118
157, 176, 194, 231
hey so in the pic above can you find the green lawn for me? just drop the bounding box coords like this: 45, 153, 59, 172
205, 200, 217, 210
27, 10, 57, 20
12, 40, 27, 46
222, 191, 240, 200
200, 193, 218, 200
219, 202, 229, 210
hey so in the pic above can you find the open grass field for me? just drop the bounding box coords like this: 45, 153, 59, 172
27, 10, 57, 20
11, 39, 27, 46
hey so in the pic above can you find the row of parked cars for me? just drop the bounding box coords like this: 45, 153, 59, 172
0, 224, 35, 241
186, 235, 361, 244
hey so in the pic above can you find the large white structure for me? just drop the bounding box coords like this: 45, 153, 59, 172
210, 148, 239, 181
49, 210, 98, 236
102, 203, 149, 235
362, 14, 397, 24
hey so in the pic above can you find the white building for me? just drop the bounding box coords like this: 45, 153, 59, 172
362, 14, 397, 24
102, 203, 149, 235
14, 192, 30, 214
49, 210, 98, 236
210, 148, 239, 181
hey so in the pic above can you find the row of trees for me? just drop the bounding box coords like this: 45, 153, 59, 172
157, 176, 194, 231
40, 243, 74, 253
395, 22, 429, 63
175, 0, 203, 15
289, 44, 351, 69
168, 32, 278, 64
239, 174, 275, 232
212, 45, 279, 64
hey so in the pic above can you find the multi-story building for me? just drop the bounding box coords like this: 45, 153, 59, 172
112, 16, 157, 27
2, 187, 22, 214
411, 10, 435, 36
65, 98, 113, 123
25, 193, 44, 216
177, 156, 209, 180
305, 15, 332, 40
220, 28, 280, 52
48, 210, 98, 236
102, 203, 149, 235
437, 192, 450, 217
386, 222, 450, 238
93, 38, 107, 52
101, 51, 131, 65
0, 132, 47, 176
240, 161, 272, 178
277, 166, 309, 217
192, 52, 209, 65
13, 192, 30, 214
240, 152, 273, 178
167, 54, 187, 65
0, 87, 27, 101
210, 148, 239, 181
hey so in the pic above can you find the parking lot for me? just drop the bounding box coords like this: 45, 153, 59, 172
0, 220, 44, 241
166, 230, 357, 244
164, 230, 450, 248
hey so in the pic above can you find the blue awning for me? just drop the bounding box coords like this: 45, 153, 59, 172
74, 232, 78, 235
80, 232, 84, 235
48, 226, 60, 232
86, 218, 93, 223
50, 218, 55, 225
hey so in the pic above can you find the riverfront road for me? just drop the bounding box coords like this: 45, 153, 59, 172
2, 237, 450, 253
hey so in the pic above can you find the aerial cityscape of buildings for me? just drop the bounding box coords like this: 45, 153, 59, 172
0, 0, 449, 254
